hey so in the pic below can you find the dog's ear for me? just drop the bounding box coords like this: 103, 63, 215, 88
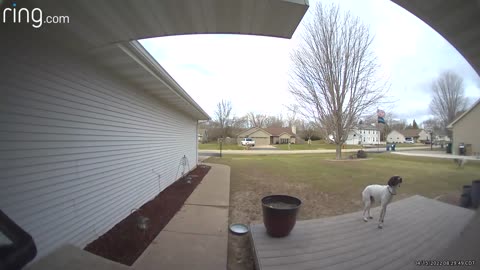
387, 176, 400, 187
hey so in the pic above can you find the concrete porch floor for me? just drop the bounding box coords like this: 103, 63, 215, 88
26, 163, 230, 270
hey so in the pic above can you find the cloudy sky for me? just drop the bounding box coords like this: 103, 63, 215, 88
140, 0, 480, 125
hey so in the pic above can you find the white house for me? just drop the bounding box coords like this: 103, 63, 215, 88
0, 0, 308, 261
345, 125, 381, 145
387, 130, 406, 143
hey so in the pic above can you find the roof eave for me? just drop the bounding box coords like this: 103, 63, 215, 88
119, 41, 211, 120
447, 98, 480, 128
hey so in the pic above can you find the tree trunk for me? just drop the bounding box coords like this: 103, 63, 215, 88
336, 144, 342, 160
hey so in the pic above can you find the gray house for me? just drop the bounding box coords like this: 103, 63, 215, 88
0, 0, 308, 261
447, 98, 480, 156
237, 127, 297, 145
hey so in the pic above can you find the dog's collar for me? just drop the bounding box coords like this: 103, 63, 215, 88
388, 186, 397, 195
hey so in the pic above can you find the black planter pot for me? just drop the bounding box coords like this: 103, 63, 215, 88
461, 185, 472, 208
460, 194, 470, 208
262, 195, 302, 237
471, 180, 480, 209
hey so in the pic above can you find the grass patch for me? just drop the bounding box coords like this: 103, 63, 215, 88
210, 153, 480, 220
220, 153, 479, 270
392, 143, 431, 148
213, 153, 479, 270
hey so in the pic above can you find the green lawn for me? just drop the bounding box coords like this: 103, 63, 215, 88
390, 143, 430, 148
209, 153, 479, 199
198, 143, 244, 150
211, 153, 479, 270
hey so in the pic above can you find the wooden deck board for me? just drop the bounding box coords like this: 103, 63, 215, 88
250, 196, 475, 270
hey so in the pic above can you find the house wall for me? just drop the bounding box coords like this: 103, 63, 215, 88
346, 129, 380, 145
418, 130, 430, 141
387, 130, 405, 143
0, 41, 198, 259
237, 129, 270, 145
452, 103, 480, 155
279, 133, 291, 144
345, 134, 360, 145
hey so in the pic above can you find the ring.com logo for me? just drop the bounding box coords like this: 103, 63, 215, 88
2, 2, 70, 29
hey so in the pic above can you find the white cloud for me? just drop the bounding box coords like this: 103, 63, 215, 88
141, 0, 480, 124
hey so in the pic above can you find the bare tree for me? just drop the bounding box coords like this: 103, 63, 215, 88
422, 118, 442, 133
289, 3, 386, 159
214, 100, 233, 138
264, 115, 284, 128
300, 120, 318, 142
429, 71, 469, 136
247, 112, 267, 128
285, 104, 299, 128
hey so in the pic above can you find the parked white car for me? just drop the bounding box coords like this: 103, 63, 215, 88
404, 139, 414, 144
241, 138, 255, 147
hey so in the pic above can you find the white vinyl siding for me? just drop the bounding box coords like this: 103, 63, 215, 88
0, 44, 197, 259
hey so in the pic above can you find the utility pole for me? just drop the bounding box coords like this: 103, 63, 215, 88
430, 131, 433, 151
219, 138, 223, 157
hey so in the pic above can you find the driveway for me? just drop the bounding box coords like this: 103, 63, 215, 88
251, 145, 279, 151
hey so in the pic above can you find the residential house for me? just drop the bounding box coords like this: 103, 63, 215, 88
0, 1, 308, 260
434, 134, 451, 143
447, 98, 480, 156
237, 127, 297, 145
387, 130, 406, 143
345, 125, 381, 145
198, 128, 208, 143
387, 129, 430, 143
402, 129, 430, 142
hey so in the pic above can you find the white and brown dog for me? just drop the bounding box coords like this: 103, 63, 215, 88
362, 176, 403, 229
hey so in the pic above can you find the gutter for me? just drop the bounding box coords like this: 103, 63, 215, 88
117, 40, 211, 120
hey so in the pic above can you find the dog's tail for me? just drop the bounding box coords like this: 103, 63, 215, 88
370, 196, 375, 204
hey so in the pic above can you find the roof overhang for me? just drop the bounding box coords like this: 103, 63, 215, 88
24, 0, 309, 51
89, 41, 211, 120
5, 0, 309, 121
447, 98, 480, 128
391, 0, 480, 75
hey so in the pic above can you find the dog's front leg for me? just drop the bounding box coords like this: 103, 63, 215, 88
378, 206, 386, 229
363, 203, 369, 222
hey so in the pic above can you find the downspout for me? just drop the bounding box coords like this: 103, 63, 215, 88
196, 121, 199, 167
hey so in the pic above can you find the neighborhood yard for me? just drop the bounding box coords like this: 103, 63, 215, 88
198, 143, 245, 150
199, 141, 434, 151
206, 153, 480, 270
273, 142, 361, 150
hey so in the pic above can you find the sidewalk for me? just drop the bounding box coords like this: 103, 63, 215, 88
132, 163, 230, 270
391, 150, 480, 160
27, 163, 231, 270
199, 146, 436, 155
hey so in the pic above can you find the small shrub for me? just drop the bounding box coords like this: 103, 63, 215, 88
357, 150, 367, 159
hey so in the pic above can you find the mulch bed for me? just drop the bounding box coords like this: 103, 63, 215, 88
84, 165, 211, 266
